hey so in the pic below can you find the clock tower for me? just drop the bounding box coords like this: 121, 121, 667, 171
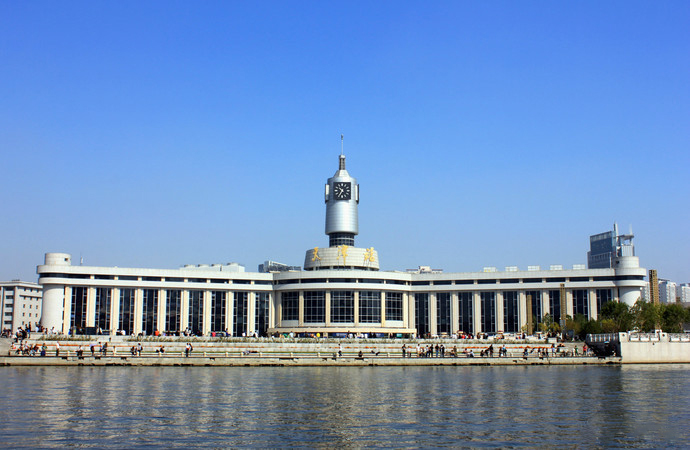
325, 154, 359, 247
304, 148, 378, 271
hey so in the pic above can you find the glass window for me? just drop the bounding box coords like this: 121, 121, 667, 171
436, 292, 451, 335
142, 289, 158, 336
211, 291, 226, 332
166, 290, 181, 333
281, 292, 299, 321
359, 291, 380, 323
573, 289, 589, 318
188, 290, 204, 335
70, 287, 88, 330
331, 290, 354, 323
415, 293, 429, 337
119, 289, 135, 335
596, 289, 612, 316
233, 292, 248, 337
95, 288, 111, 331
525, 290, 542, 329
480, 292, 496, 333
458, 292, 473, 335
254, 292, 270, 336
503, 291, 519, 333
549, 290, 562, 323
304, 291, 325, 323
385, 292, 403, 321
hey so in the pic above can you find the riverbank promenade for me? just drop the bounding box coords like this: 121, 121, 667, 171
1, 335, 616, 367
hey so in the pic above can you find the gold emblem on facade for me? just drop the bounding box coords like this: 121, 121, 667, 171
337, 245, 349, 265
312, 247, 321, 261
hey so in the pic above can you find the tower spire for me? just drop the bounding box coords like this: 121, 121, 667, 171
340, 134, 344, 156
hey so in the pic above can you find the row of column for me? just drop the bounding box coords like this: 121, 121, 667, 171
414, 288, 606, 336
61, 286, 272, 336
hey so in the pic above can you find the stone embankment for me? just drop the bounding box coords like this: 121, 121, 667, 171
0, 335, 616, 367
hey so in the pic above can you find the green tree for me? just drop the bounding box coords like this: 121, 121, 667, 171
660, 303, 690, 333
600, 301, 633, 332
632, 299, 661, 332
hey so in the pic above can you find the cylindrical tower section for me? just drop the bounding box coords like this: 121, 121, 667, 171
41, 285, 66, 332
45, 252, 72, 266
619, 287, 643, 307
325, 154, 359, 247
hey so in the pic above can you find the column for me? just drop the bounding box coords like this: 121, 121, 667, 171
180, 290, 189, 332
86, 286, 96, 327
133, 288, 143, 335
405, 292, 413, 331
353, 291, 359, 325
325, 291, 331, 326
588, 288, 598, 320
247, 291, 257, 335
451, 292, 459, 335
268, 292, 275, 329
542, 290, 550, 317
157, 288, 166, 334
202, 290, 211, 335
380, 292, 386, 328
298, 290, 304, 327
224, 290, 232, 333
472, 291, 481, 335
429, 293, 437, 336
495, 291, 504, 333
226, 292, 234, 336
111, 287, 120, 334
518, 291, 527, 332
566, 290, 574, 318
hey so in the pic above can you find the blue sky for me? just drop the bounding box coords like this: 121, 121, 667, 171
1, 2, 688, 283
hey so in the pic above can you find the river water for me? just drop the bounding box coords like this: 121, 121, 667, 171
1, 365, 688, 448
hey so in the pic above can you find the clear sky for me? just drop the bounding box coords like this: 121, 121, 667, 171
1, 2, 688, 284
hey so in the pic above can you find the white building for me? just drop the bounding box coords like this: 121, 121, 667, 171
1, 281, 43, 332
38, 153, 647, 337
677, 283, 690, 303
659, 280, 677, 304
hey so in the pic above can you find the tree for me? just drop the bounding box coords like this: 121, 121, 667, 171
600, 301, 633, 332
660, 303, 690, 333
632, 299, 661, 332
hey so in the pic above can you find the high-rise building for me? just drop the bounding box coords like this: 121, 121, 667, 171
587, 223, 635, 269
659, 280, 677, 304
0, 281, 43, 333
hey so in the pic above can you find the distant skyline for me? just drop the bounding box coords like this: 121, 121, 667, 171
1, 2, 688, 283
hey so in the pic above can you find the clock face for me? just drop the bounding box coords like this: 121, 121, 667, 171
333, 182, 351, 200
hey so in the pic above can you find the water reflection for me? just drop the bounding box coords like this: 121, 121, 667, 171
0, 365, 689, 447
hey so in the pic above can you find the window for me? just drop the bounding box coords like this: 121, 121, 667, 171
233, 292, 248, 337
142, 289, 158, 336
549, 290, 562, 322
95, 288, 111, 331
255, 292, 270, 336
525, 290, 542, 328
573, 289, 588, 318
596, 289, 612, 317
304, 291, 325, 323
415, 293, 429, 337
188, 290, 204, 335
119, 289, 135, 334
331, 291, 354, 323
281, 292, 299, 321
458, 292, 473, 335
437, 293, 451, 335
503, 291, 519, 333
70, 287, 88, 329
480, 292, 496, 333
210, 291, 226, 332
166, 290, 181, 333
385, 292, 403, 321
359, 291, 380, 323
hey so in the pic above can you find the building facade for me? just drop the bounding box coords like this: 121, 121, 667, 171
38, 154, 647, 337
1, 281, 43, 333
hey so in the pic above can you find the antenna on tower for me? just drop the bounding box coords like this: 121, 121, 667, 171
340, 134, 344, 155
